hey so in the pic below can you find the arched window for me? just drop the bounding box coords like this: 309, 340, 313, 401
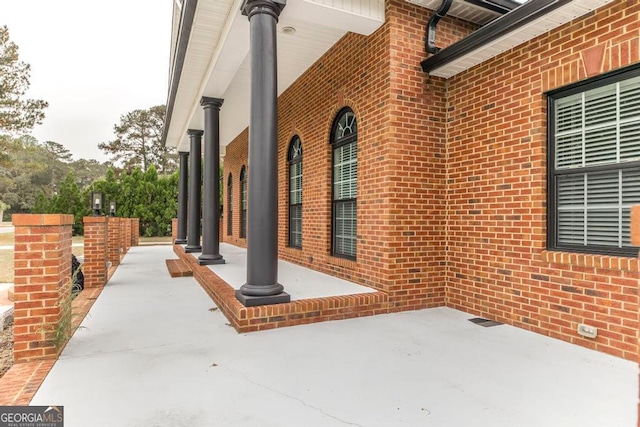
240, 166, 247, 238
288, 136, 303, 248
331, 108, 357, 259
227, 173, 233, 236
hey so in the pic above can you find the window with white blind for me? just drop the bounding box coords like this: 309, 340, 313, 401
240, 166, 247, 239
288, 136, 303, 248
331, 108, 358, 259
548, 66, 640, 256
227, 174, 233, 236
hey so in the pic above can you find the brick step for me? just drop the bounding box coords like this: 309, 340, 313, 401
166, 259, 192, 278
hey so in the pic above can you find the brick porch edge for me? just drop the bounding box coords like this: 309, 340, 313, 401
174, 245, 390, 332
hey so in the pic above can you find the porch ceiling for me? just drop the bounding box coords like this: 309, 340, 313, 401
420, 0, 616, 78
405, 0, 505, 25
164, 0, 385, 154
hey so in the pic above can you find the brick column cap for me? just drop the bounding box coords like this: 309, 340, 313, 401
83, 216, 109, 224
13, 214, 74, 226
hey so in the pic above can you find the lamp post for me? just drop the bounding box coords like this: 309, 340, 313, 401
91, 192, 104, 216
109, 200, 116, 217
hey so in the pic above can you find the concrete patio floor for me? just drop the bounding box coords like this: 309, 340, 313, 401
31, 245, 637, 427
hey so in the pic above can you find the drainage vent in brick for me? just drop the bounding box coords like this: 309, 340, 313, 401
468, 317, 503, 327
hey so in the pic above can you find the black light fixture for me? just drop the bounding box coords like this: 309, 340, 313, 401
109, 200, 116, 217
91, 192, 104, 216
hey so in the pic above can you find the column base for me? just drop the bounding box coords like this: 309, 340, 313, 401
184, 244, 202, 253
174, 239, 187, 244
235, 290, 290, 307
198, 254, 225, 265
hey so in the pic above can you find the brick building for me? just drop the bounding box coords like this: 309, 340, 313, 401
163, 0, 639, 360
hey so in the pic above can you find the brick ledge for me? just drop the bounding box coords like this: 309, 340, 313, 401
541, 250, 639, 272
174, 244, 389, 332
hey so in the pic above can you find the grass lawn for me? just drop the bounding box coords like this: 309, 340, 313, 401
0, 251, 11, 283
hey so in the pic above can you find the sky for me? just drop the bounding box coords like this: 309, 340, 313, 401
1, 0, 173, 162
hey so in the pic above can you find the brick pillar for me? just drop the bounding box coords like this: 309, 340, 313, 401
172, 218, 178, 243
125, 218, 132, 253
131, 218, 140, 246
107, 217, 121, 267
119, 218, 127, 258
83, 216, 108, 288
12, 214, 73, 362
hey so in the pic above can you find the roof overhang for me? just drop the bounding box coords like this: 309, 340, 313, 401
420, 0, 616, 78
163, 0, 385, 154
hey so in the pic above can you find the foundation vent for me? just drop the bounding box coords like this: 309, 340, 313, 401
469, 317, 503, 327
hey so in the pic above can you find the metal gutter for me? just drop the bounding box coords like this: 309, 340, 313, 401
421, 0, 571, 73
161, 0, 199, 147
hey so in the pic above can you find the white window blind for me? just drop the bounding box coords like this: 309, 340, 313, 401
332, 109, 358, 259
289, 153, 302, 248
333, 142, 358, 200
554, 74, 640, 250
334, 200, 357, 257
289, 205, 302, 248
240, 168, 247, 238
290, 162, 302, 205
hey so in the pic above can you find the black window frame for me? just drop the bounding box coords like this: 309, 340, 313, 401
331, 107, 358, 260
240, 165, 247, 239
227, 173, 233, 236
288, 136, 303, 249
547, 63, 640, 257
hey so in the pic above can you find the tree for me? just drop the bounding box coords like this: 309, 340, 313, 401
42, 140, 72, 185
0, 134, 106, 220
31, 172, 87, 235
53, 172, 86, 234
70, 158, 108, 189
98, 105, 177, 174
0, 26, 48, 133
0, 199, 8, 221
89, 166, 177, 237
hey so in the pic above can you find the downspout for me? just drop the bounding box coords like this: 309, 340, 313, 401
425, 0, 453, 54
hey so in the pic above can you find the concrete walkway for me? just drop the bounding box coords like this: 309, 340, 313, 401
32, 245, 637, 427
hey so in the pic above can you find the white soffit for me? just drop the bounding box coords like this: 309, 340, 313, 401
166, 0, 236, 150
405, 0, 502, 25
428, 0, 616, 78
168, 0, 385, 152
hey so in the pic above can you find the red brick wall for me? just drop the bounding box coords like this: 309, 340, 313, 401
132, 218, 140, 246
445, 0, 640, 360
221, 0, 639, 359
632, 206, 640, 247
222, 130, 248, 248
223, 0, 475, 310
83, 216, 108, 288
12, 214, 73, 362
107, 217, 120, 267
171, 218, 178, 242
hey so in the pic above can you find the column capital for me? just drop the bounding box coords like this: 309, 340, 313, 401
187, 129, 204, 137
241, 0, 286, 19
201, 97, 224, 109
178, 151, 189, 156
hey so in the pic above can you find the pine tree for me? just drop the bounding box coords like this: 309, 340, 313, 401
0, 26, 48, 133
